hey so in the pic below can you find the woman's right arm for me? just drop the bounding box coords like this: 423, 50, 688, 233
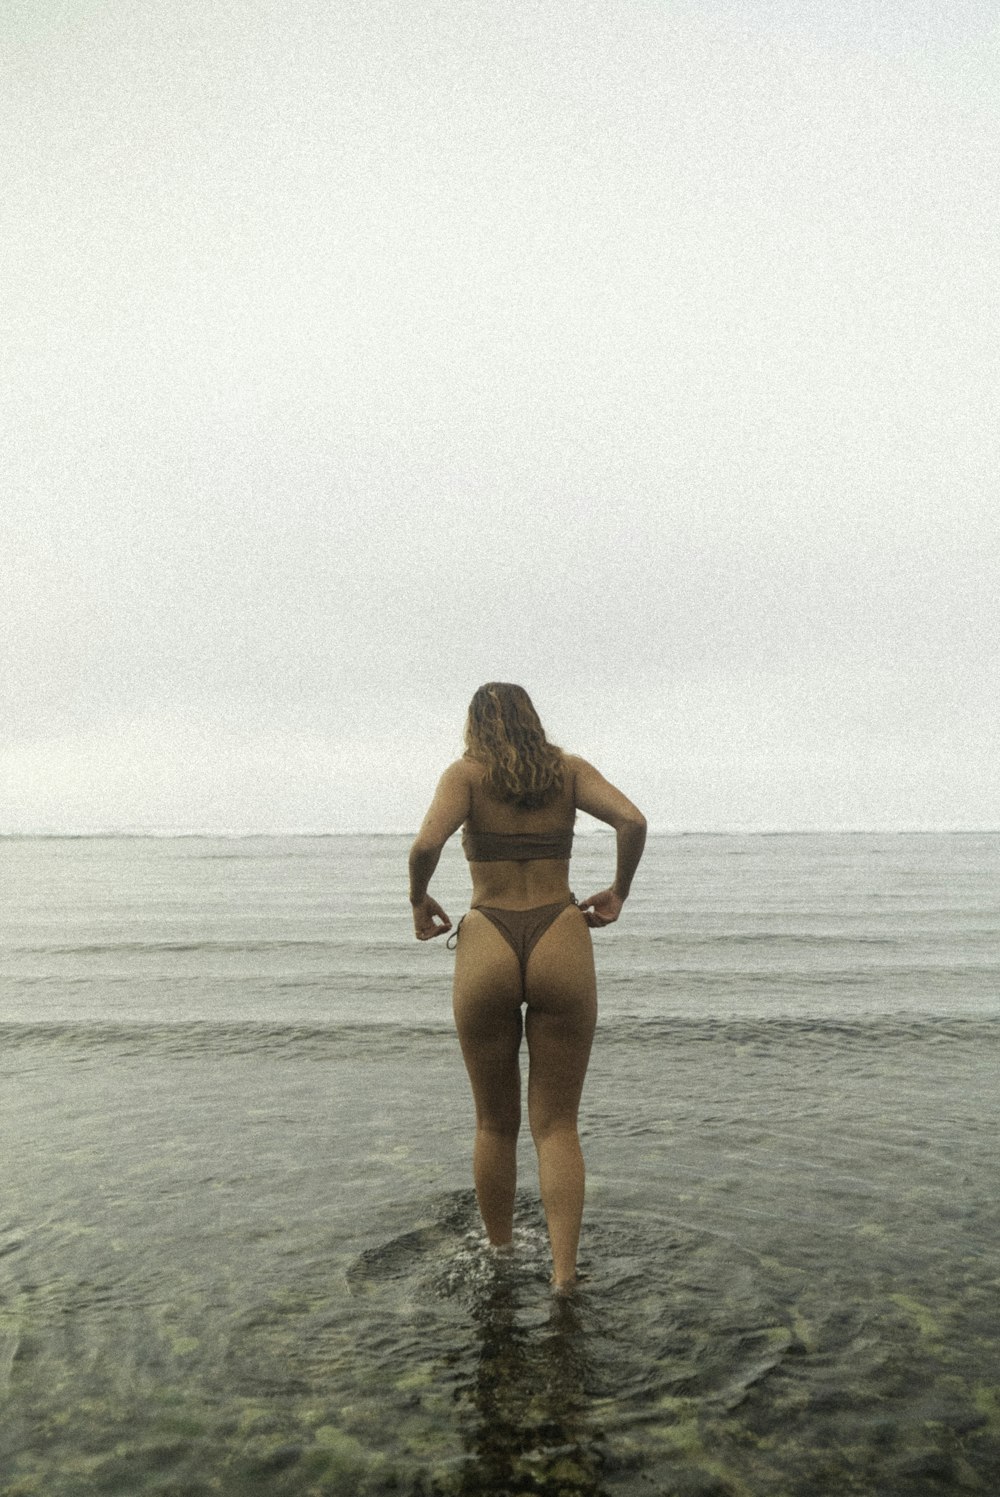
569, 756, 647, 926
408, 760, 472, 939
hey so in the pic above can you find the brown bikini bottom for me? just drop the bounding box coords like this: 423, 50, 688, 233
448, 895, 577, 984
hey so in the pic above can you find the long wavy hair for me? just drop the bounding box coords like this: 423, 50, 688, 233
464, 683, 565, 809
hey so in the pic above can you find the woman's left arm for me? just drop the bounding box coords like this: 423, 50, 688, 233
408, 761, 471, 940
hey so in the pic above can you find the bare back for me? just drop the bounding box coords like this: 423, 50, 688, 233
463, 757, 577, 910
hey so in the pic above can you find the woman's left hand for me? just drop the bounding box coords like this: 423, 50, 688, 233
412, 896, 452, 940
577, 888, 624, 927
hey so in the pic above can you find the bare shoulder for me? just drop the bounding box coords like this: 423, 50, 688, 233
565, 755, 646, 828
433, 757, 481, 805
441, 756, 476, 784
564, 754, 608, 792
442, 756, 487, 795
413, 758, 477, 850
562, 753, 598, 786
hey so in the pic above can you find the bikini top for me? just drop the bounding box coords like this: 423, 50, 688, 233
461, 826, 574, 863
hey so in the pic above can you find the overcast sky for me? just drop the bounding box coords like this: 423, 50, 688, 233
3, 0, 998, 833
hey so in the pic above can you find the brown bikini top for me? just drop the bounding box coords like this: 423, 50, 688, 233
461, 826, 574, 863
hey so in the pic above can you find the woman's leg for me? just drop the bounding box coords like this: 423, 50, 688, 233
524, 906, 597, 1288
452, 913, 525, 1245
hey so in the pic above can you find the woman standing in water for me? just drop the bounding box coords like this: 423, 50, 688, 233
408, 683, 646, 1291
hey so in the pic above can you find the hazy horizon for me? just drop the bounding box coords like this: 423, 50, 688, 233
4, 824, 999, 840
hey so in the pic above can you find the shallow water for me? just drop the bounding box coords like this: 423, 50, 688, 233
1, 835, 999, 1494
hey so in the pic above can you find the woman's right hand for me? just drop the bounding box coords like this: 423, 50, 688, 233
577, 888, 624, 928
412, 895, 452, 941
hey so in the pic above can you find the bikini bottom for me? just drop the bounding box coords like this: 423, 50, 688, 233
448, 895, 577, 985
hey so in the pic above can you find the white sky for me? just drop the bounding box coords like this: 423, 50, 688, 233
3, 0, 998, 832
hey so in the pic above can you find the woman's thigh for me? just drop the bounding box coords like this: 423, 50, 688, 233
524, 906, 597, 1130
452, 911, 524, 1126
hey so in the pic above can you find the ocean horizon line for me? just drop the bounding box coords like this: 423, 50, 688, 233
2, 825, 999, 841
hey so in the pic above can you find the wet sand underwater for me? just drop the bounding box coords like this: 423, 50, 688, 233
2, 832, 999, 1494
2, 1016, 998, 1496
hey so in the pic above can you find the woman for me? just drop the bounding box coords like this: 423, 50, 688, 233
408, 683, 647, 1291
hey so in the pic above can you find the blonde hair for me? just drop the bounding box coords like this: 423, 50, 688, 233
464, 683, 565, 809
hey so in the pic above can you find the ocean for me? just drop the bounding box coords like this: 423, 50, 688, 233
1, 832, 998, 1496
